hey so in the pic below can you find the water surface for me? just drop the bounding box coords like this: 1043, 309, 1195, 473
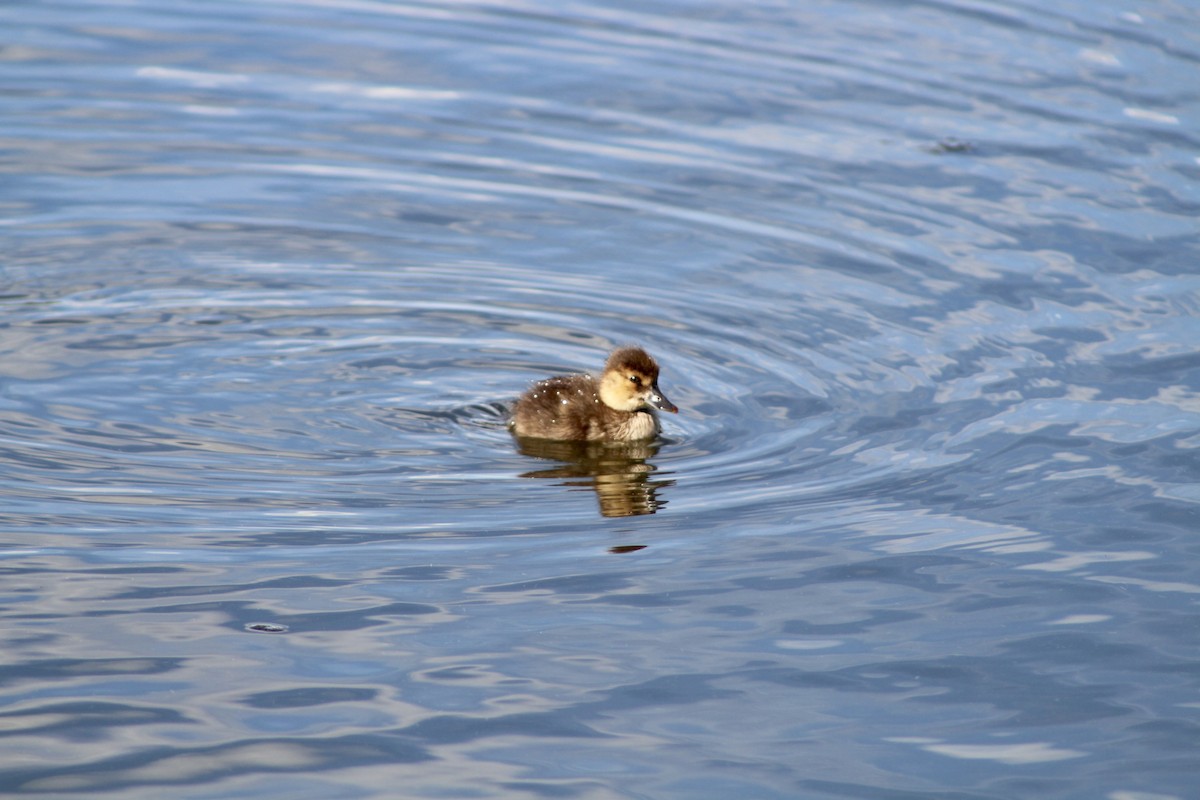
2, 1, 1199, 798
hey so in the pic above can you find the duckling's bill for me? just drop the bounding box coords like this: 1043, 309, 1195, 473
647, 385, 677, 413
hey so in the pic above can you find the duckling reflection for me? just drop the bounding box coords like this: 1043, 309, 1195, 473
514, 437, 673, 517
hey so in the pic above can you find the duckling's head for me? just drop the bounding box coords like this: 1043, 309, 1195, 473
598, 346, 678, 414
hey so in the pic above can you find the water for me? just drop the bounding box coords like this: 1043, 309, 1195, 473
2, 0, 1199, 797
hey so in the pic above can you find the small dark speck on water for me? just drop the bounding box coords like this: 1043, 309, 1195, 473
927, 137, 975, 154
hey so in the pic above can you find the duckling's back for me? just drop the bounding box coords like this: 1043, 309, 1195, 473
511, 374, 602, 440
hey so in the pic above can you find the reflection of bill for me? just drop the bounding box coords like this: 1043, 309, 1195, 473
513, 437, 675, 518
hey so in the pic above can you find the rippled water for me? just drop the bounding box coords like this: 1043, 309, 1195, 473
3, 1, 1199, 797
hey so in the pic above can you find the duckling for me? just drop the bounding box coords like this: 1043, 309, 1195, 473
510, 346, 678, 441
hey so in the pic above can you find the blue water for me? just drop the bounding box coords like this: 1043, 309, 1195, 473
3, 1, 1199, 798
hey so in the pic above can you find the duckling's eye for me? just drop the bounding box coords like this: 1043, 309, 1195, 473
628, 375, 641, 386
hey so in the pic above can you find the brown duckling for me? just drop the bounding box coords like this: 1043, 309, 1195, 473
510, 346, 678, 441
